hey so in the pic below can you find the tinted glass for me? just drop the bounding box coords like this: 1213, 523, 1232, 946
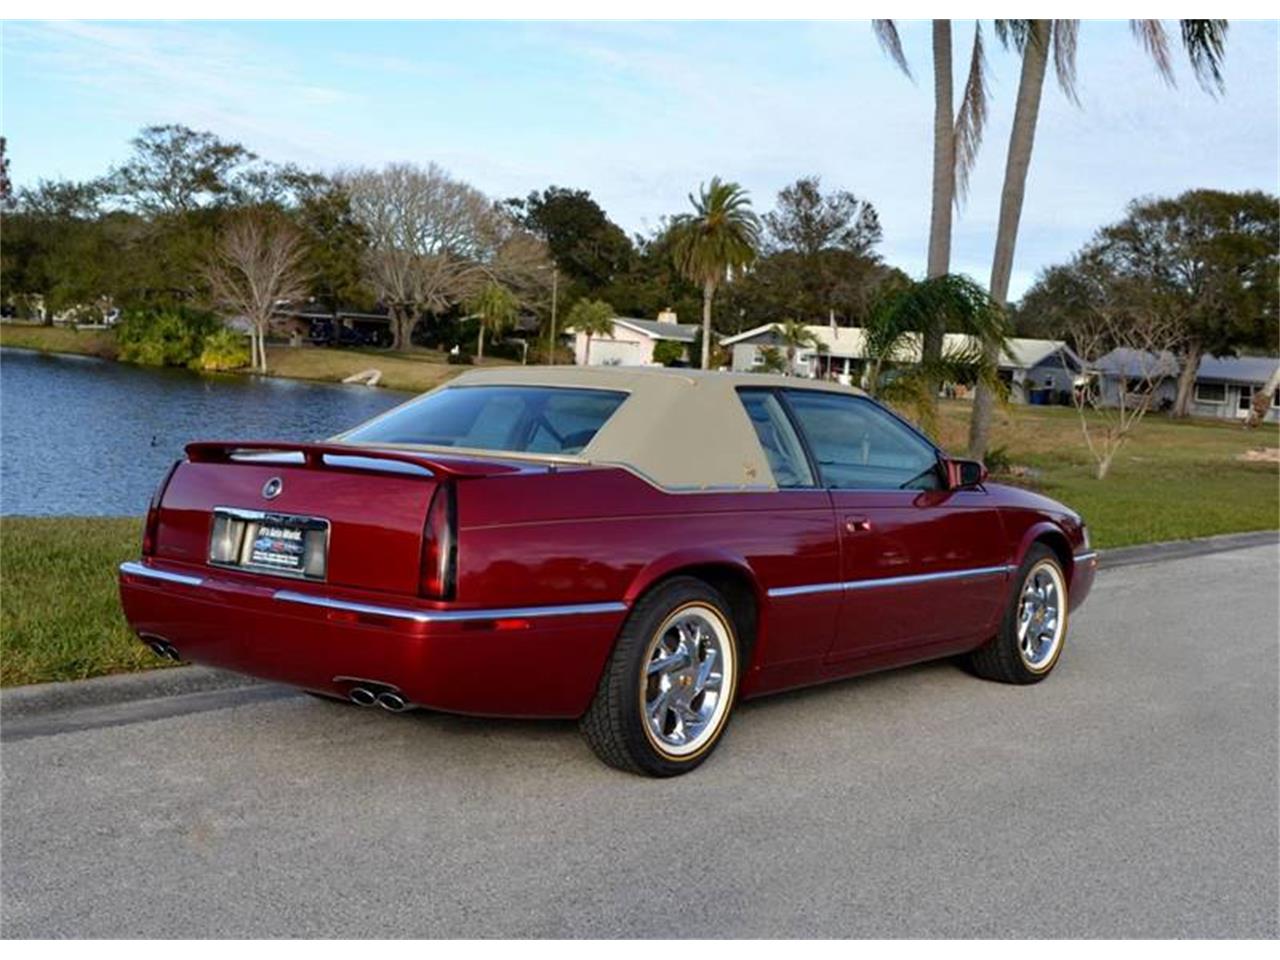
784, 391, 941, 490
343, 386, 627, 454
737, 389, 815, 488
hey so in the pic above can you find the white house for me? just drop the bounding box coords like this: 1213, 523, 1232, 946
571, 309, 698, 366
721, 322, 1081, 402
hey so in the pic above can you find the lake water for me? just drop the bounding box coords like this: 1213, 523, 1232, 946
0, 348, 410, 516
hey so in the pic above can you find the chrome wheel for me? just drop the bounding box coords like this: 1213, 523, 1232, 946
640, 604, 735, 758
1017, 560, 1066, 672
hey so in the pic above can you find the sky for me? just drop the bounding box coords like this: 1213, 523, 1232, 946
2, 19, 1277, 299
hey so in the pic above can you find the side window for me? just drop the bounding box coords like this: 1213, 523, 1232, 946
737, 389, 815, 488
784, 391, 941, 490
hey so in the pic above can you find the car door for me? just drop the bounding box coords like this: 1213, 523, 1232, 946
779, 389, 1010, 663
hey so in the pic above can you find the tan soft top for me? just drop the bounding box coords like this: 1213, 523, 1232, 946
345, 366, 868, 491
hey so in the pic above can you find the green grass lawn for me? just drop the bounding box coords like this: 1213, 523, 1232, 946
1, 517, 162, 687
937, 401, 1279, 547
2, 400, 1276, 686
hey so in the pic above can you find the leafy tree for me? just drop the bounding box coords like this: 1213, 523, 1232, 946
295, 183, 371, 312
968, 18, 1230, 457
670, 178, 761, 369
565, 298, 615, 365
505, 186, 633, 292
467, 281, 520, 359
0, 136, 10, 208
763, 176, 882, 258
108, 124, 258, 215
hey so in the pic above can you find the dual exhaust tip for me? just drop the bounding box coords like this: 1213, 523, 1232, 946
349, 686, 411, 712
142, 636, 181, 662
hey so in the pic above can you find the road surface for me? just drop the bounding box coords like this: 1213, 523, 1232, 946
2, 544, 1277, 937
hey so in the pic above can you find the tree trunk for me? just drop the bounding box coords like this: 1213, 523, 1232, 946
389, 306, 405, 352
700, 280, 716, 370
258, 327, 268, 374
1172, 340, 1202, 418
584, 335, 592, 366
249, 329, 259, 371
1247, 364, 1280, 428
922, 19, 955, 413
968, 20, 1050, 460
477, 322, 486, 360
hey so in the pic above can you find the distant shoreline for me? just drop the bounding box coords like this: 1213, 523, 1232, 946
0, 322, 503, 394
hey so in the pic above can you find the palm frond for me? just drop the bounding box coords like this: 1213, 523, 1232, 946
994, 19, 1032, 53
1181, 19, 1228, 95
1131, 19, 1175, 85
954, 21, 989, 204
1050, 20, 1080, 104
873, 20, 913, 80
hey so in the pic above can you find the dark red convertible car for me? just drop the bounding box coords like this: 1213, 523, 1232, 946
119, 367, 1096, 776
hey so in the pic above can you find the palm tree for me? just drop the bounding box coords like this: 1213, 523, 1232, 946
967, 18, 1229, 458
670, 178, 761, 369
467, 281, 519, 360
565, 298, 615, 365
772, 318, 820, 375
862, 274, 1011, 439
874, 20, 991, 414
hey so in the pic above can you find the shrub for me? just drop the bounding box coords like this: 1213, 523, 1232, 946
115, 309, 222, 369
652, 340, 686, 367
447, 351, 474, 366
195, 327, 251, 371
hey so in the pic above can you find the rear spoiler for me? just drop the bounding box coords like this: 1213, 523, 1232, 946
184, 441, 531, 479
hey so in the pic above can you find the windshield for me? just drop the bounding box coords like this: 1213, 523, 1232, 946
341, 385, 628, 456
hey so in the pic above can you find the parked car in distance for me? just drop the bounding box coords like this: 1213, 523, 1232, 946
118, 367, 1096, 776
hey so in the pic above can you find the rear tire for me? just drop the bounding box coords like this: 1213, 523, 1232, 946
966, 544, 1069, 684
580, 577, 740, 777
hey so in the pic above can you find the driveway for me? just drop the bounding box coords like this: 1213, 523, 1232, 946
2, 544, 1277, 937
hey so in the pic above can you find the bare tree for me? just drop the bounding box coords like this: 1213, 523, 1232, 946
1068, 269, 1186, 479
341, 163, 547, 350
205, 213, 310, 373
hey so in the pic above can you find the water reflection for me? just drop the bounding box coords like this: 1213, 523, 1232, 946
0, 348, 408, 516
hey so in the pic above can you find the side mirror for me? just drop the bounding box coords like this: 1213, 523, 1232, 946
944, 457, 988, 490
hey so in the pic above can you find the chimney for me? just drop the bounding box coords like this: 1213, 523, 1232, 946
656, 308, 678, 324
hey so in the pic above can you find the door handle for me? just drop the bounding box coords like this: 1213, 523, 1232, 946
844, 515, 872, 534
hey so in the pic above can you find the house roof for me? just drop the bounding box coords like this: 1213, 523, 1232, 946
721, 323, 1078, 369
1094, 350, 1280, 385
611, 317, 700, 343
1093, 348, 1181, 379
1196, 354, 1280, 386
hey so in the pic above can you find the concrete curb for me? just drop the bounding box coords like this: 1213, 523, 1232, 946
1098, 529, 1278, 570
2, 529, 1275, 720
1, 666, 262, 720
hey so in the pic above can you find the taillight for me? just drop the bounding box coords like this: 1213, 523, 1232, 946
419, 485, 456, 599
142, 460, 181, 557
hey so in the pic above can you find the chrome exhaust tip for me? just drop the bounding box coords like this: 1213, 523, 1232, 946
377, 692, 409, 713
349, 687, 377, 706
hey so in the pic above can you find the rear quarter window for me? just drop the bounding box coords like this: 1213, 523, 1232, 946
342, 386, 628, 455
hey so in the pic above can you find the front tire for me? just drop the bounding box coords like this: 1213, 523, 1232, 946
966, 544, 1069, 684
580, 577, 740, 777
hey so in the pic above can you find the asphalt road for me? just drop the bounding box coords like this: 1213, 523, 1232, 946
3, 545, 1277, 938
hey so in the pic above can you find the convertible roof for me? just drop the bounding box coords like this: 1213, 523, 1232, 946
373, 366, 869, 491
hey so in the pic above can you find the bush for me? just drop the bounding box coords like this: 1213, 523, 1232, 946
652, 340, 686, 367
447, 351, 474, 366
195, 327, 251, 371
115, 308, 223, 369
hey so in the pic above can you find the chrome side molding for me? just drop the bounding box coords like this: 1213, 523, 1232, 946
273, 590, 627, 623
118, 561, 204, 587
767, 564, 1014, 600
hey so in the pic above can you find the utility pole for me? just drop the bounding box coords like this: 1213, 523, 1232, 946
547, 266, 558, 364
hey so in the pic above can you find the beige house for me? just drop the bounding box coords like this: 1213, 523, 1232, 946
571, 310, 698, 366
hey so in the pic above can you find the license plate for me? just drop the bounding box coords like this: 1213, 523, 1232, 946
210, 508, 329, 580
